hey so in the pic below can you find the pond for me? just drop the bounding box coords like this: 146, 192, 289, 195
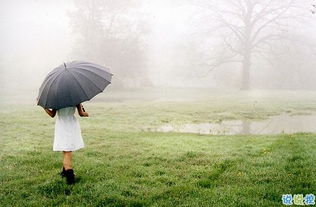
155, 113, 316, 135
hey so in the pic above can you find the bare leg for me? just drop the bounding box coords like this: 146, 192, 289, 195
63, 151, 73, 170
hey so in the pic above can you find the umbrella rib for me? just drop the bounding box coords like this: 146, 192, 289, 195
75, 69, 108, 91
42, 70, 65, 108
78, 62, 111, 75
67, 69, 90, 101
38, 69, 63, 97
55, 76, 61, 109
77, 66, 112, 80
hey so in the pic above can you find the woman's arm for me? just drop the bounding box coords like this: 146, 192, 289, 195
76, 103, 89, 117
44, 108, 57, 118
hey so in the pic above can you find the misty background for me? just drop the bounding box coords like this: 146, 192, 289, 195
1, 0, 316, 99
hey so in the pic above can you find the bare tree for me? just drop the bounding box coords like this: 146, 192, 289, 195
196, 0, 303, 89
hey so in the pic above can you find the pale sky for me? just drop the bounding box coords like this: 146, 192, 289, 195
0, 0, 208, 92
0, 0, 74, 94
1, 0, 315, 94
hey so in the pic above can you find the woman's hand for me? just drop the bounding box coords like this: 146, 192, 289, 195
76, 103, 89, 117
81, 111, 89, 117
44, 108, 56, 118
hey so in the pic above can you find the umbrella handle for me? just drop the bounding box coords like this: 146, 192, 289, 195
82, 105, 85, 112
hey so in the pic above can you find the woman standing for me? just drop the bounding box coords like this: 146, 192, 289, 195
37, 61, 112, 184
44, 103, 89, 184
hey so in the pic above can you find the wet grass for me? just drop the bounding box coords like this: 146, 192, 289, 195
1, 89, 316, 206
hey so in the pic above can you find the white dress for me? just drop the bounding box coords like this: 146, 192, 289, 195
53, 106, 84, 151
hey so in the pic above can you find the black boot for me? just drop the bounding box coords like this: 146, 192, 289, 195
65, 169, 75, 185
60, 167, 66, 177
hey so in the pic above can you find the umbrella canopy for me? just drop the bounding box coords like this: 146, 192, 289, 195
37, 61, 113, 109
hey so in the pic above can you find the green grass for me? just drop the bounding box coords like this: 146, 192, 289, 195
1, 88, 316, 206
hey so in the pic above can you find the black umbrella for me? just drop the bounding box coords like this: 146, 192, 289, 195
37, 61, 113, 109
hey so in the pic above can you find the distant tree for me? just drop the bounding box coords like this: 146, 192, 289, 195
312, 0, 316, 14
266, 29, 316, 89
195, 0, 305, 89
68, 0, 152, 88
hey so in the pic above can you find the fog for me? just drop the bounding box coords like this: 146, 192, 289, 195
1, 0, 316, 98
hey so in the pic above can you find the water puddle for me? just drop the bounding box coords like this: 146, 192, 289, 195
155, 113, 316, 135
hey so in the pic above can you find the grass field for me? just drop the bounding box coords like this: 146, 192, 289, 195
1, 88, 316, 206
